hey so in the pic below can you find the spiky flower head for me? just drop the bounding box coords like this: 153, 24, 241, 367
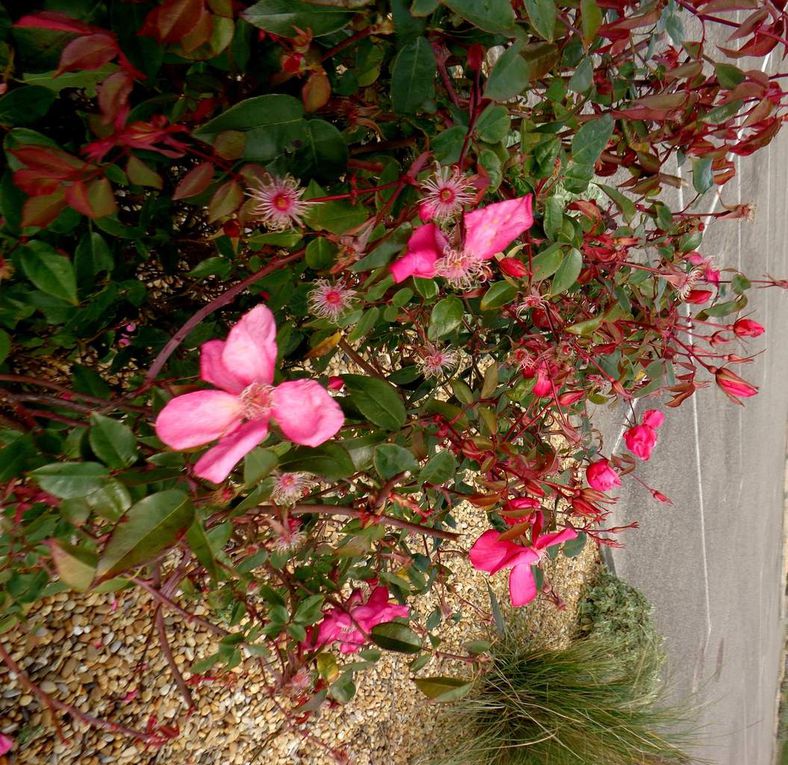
271, 472, 316, 506
434, 248, 491, 290
417, 343, 458, 379
307, 279, 357, 322
247, 174, 313, 231
419, 165, 475, 223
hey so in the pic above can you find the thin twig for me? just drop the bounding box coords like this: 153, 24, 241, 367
255, 504, 459, 542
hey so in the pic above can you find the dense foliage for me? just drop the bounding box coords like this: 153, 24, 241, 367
0, 0, 785, 746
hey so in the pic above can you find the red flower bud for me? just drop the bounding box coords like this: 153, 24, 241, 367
715, 367, 758, 401
466, 44, 484, 72
732, 318, 765, 338
684, 289, 713, 304
222, 219, 241, 238
498, 257, 529, 278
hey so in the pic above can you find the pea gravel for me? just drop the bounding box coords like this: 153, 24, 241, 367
0, 505, 598, 765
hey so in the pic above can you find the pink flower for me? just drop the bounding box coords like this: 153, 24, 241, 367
732, 318, 765, 338
623, 409, 664, 460
307, 279, 356, 322
417, 343, 458, 378
419, 165, 475, 223
469, 527, 578, 606
247, 174, 313, 230
390, 196, 534, 286
586, 459, 621, 491
271, 472, 316, 506
155, 305, 344, 483
307, 587, 409, 654
714, 367, 758, 402
0, 734, 12, 756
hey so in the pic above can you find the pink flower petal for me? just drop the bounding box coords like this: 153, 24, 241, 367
509, 563, 538, 606
155, 390, 242, 450
463, 195, 534, 261
0, 734, 12, 756
221, 305, 278, 387
642, 409, 665, 428
469, 529, 512, 573
200, 340, 246, 394
272, 379, 344, 447
193, 419, 270, 483
353, 587, 409, 631
390, 224, 445, 282
535, 527, 578, 550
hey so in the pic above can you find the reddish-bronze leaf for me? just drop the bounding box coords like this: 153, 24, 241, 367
173, 162, 215, 200
21, 192, 67, 228
57, 33, 118, 74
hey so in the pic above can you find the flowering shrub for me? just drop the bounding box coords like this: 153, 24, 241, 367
0, 0, 786, 746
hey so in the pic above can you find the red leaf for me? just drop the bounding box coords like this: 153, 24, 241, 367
21, 191, 68, 228
98, 71, 133, 126
179, 7, 214, 52
57, 33, 118, 74
207, 179, 242, 221
13, 170, 61, 196
65, 178, 117, 219
12, 146, 85, 175
141, 0, 208, 44
173, 162, 215, 199
15, 11, 95, 35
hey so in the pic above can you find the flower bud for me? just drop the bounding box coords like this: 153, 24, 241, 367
498, 257, 529, 278
732, 318, 765, 338
715, 367, 758, 400
586, 459, 621, 492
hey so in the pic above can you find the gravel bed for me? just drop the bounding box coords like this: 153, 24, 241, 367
0, 505, 598, 765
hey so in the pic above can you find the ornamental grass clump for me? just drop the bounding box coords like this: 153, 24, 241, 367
432, 633, 693, 765
0, 0, 786, 750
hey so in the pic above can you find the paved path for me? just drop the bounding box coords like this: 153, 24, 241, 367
599, 98, 788, 763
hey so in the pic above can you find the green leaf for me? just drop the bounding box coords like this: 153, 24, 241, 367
432, 125, 466, 164
702, 100, 742, 125
370, 621, 421, 653
580, 0, 603, 46
280, 443, 355, 480
31, 462, 109, 499
294, 119, 349, 181
305, 238, 338, 270
343, 374, 407, 430
441, 0, 517, 34
715, 63, 745, 89
418, 451, 456, 484
486, 581, 506, 635
543, 196, 563, 241
0, 86, 55, 126
524, 0, 556, 41
329, 674, 356, 703
391, 37, 436, 115
21, 241, 78, 305
481, 281, 517, 310
563, 531, 587, 558
0, 329, 10, 365
692, 157, 713, 194
412, 0, 439, 15
550, 248, 583, 294
475, 105, 510, 143
568, 56, 593, 93
193, 95, 305, 162
74, 231, 113, 288
84, 480, 132, 522
89, 414, 138, 469
49, 541, 96, 592
414, 676, 473, 701
572, 114, 614, 166
485, 44, 530, 101
531, 242, 563, 281
243, 447, 279, 485
596, 183, 636, 223
187, 518, 221, 581
307, 199, 368, 234
97, 490, 194, 578
428, 296, 463, 339
241, 0, 352, 37
374, 443, 419, 479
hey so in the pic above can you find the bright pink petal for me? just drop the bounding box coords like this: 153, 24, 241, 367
469, 530, 511, 573
200, 340, 246, 394
193, 419, 269, 483
390, 223, 445, 283
463, 195, 534, 261
155, 390, 242, 450
535, 527, 578, 551
271, 379, 344, 447
221, 305, 278, 387
0, 734, 12, 756
642, 409, 665, 428
509, 563, 538, 606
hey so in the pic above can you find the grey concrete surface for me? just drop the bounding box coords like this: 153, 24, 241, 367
597, 103, 788, 763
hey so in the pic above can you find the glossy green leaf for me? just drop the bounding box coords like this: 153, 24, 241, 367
441, 0, 517, 34
414, 675, 473, 701
241, 0, 352, 37
692, 157, 714, 194
30, 462, 109, 499
391, 37, 436, 114
280, 443, 356, 479
89, 414, 138, 469
370, 621, 421, 653
418, 451, 456, 484
21, 241, 78, 305
428, 296, 463, 339
481, 281, 517, 310
571, 114, 614, 166
97, 490, 194, 578
0, 329, 10, 365
49, 541, 96, 592
374, 443, 419, 479
550, 248, 583, 294
343, 374, 407, 430
581, 0, 603, 46
485, 44, 530, 101
524, 0, 556, 41
531, 243, 563, 281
